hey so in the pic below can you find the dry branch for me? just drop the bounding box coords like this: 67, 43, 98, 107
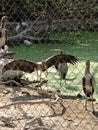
25, 116, 54, 130
26, 117, 43, 126
8, 19, 90, 44
0, 116, 15, 127
0, 78, 48, 88
35, 79, 48, 88
8, 34, 69, 43
0, 69, 48, 89
28, 126, 54, 130
0, 80, 23, 87
0, 95, 61, 109
7, 16, 41, 43
0, 52, 15, 59
7, 18, 70, 43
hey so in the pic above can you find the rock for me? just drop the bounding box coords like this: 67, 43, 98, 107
24, 40, 32, 46
77, 93, 82, 98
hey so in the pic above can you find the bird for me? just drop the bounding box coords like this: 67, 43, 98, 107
24, 40, 32, 46
54, 51, 68, 79
2, 54, 78, 90
0, 16, 8, 52
2, 53, 78, 74
55, 62, 68, 79
82, 60, 95, 112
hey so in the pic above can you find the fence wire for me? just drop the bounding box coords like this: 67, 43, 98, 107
0, 0, 98, 130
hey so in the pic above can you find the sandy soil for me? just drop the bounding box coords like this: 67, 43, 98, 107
0, 82, 98, 130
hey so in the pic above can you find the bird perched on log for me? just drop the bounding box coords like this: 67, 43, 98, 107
0, 16, 8, 52
2, 53, 78, 74
82, 60, 95, 112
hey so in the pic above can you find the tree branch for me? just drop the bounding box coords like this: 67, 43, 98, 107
0, 95, 61, 109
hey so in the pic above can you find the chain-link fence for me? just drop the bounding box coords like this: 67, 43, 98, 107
0, 0, 98, 130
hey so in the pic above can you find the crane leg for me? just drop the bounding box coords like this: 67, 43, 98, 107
37, 70, 42, 92
45, 69, 48, 88
85, 97, 88, 110
91, 95, 94, 112
39, 71, 42, 89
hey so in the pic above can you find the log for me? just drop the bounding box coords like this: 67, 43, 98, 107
0, 94, 61, 109
0, 69, 48, 87
0, 70, 24, 81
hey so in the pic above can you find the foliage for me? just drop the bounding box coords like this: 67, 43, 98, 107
1, 0, 98, 21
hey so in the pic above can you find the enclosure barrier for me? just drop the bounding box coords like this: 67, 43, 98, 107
0, 0, 98, 130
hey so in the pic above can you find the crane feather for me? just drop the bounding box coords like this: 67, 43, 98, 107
2, 54, 78, 74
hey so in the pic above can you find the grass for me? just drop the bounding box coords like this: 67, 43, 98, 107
9, 31, 98, 100
10, 31, 98, 61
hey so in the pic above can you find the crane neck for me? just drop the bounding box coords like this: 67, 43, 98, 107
1, 21, 6, 28
0, 16, 8, 29
85, 64, 90, 75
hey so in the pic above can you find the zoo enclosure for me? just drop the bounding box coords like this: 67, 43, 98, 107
0, 0, 98, 130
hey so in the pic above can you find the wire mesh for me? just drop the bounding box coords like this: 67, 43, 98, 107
0, 0, 98, 130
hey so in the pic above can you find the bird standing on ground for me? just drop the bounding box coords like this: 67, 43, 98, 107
54, 51, 68, 79
82, 60, 95, 112
0, 16, 8, 52
55, 62, 68, 79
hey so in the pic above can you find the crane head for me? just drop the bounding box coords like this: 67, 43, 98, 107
86, 60, 90, 67
1, 16, 8, 28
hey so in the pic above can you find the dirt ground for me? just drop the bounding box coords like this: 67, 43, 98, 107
0, 83, 98, 130
0, 63, 98, 130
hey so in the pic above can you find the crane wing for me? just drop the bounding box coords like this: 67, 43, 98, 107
90, 75, 95, 88
45, 54, 78, 68
2, 59, 38, 74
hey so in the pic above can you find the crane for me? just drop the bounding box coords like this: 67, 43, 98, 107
54, 51, 68, 79
0, 16, 8, 52
82, 60, 95, 112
